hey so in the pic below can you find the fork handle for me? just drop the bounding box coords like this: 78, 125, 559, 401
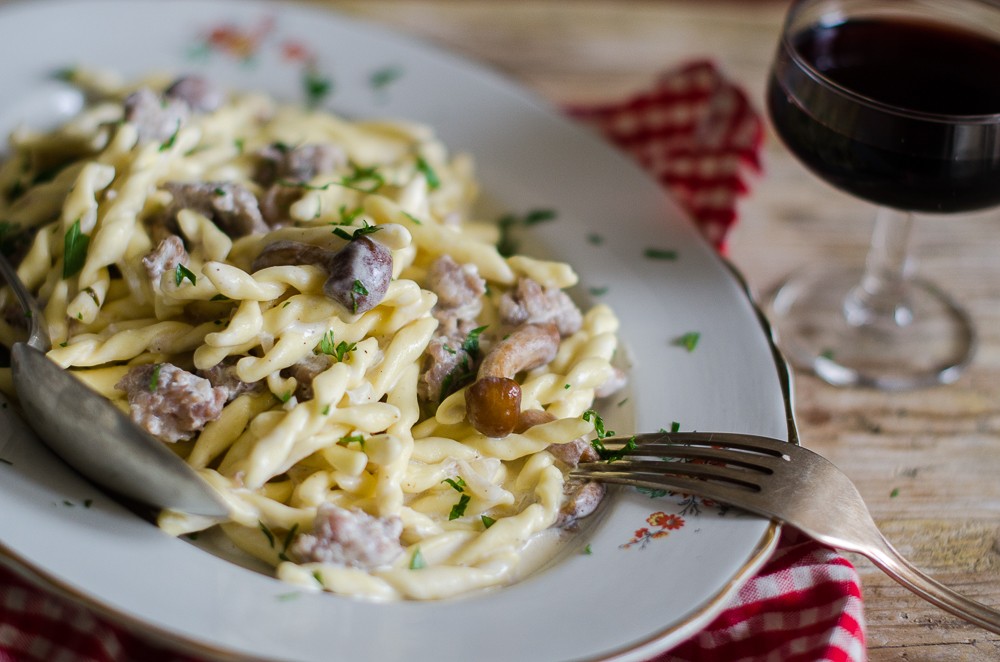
868, 539, 1000, 634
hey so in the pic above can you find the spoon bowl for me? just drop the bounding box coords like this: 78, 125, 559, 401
0, 254, 228, 517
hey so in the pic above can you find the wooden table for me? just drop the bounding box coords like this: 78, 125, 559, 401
315, 1, 1000, 659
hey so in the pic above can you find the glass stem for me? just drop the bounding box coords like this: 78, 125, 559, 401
843, 207, 915, 329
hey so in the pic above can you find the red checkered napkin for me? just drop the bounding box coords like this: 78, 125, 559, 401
567, 59, 764, 252
0, 60, 865, 662
657, 531, 866, 661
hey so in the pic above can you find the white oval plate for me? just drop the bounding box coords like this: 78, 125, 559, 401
0, 1, 789, 660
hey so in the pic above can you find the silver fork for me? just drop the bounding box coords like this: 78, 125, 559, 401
571, 431, 1000, 634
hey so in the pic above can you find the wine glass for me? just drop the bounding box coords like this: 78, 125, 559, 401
764, 0, 1000, 389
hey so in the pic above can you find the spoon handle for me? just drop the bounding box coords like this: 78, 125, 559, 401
0, 253, 50, 352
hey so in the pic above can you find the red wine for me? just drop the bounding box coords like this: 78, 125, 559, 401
768, 18, 1000, 212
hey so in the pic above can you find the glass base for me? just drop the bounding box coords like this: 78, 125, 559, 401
764, 267, 976, 390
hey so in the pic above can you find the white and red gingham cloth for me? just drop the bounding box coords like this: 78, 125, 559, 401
0, 60, 866, 662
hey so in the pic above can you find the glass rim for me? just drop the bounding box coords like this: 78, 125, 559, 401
782, 0, 1000, 125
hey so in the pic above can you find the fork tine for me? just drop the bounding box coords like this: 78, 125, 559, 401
598, 444, 783, 472
603, 431, 794, 457
576, 458, 766, 490
574, 471, 772, 518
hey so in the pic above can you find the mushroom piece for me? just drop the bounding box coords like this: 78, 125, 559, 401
465, 323, 560, 438
252, 236, 392, 315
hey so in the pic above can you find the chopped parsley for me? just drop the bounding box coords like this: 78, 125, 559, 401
303, 68, 333, 108
636, 486, 668, 498
278, 164, 384, 195
370, 65, 404, 92
587, 233, 604, 245
335, 204, 364, 225
481, 515, 495, 529
174, 263, 197, 287
415, 155, 440, 190
277, 391, 293, 403
159, 119, 182, 152
62, 219, 90, 278
583, 409, 614, 440
588, 286, 609, 297
337, 434, 366, 449
148, 364, 162, 392
314, 330, 356, 361
409, 547, 426, 570
350, 279, 369, 313
582, 544, 593, 555
584, 409, 632, 461
340, 163, 384, 193
332, 222, 381, 242
599, 435, 637, 463
442, 477, 466, 493
449, 494, 471, 521
890, 488, 900, 498
673, 332, 701, 352
644, 247, 678, 261
402, 211, 423, 225
259, 521, 298, 562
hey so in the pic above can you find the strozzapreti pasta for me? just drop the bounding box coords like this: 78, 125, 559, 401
0, 72, 626, 600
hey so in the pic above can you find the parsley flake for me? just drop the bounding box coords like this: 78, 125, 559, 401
332, 223, 381, 241
370, 65, 404, 92
890, 488, 900, 498
148, 364, 162, 392
303, 68, 333, 108
583, 544, 593, 555
673, 332, 701, 352
174, 263, 197, 287
350, 279, 369, 313
481, 515, 496, 529
415, 155, 440, 190
442, 477, 466, 493
644, 247, 678, 261
159, 119, 182, 152
62, 219, 90, 279
409, 547, 427, 570
314, 330, 356, 361
449, 493, 471, 521
337, 434, 366, 449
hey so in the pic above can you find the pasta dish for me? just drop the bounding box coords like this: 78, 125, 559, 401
0, 72, 626, 601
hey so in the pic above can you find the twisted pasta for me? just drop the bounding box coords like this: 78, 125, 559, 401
0, 71, 627, 601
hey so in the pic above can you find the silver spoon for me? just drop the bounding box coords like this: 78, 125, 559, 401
0, 253, 228, 517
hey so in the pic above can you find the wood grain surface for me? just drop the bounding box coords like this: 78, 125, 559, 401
312, 1, 1000, 659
